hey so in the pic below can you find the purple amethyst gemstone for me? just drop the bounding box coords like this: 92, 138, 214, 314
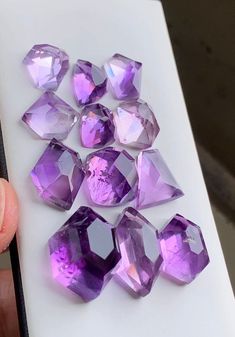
31, 139, 84, 210
80, 103, 114, 148
104, 53, 142, 100
115, 207, 163, 297
136, 149, 183, 209
23, 44, 69, 91
22, 92, 78, 140
159, 214, 210, 284
113, 100, 160, 149
84, 147, 138, 206
48, 206, 121, 301
73, 60, 107, 106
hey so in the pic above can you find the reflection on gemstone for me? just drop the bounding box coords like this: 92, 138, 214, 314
85, 147, 138, 206
113, 100, 160, 149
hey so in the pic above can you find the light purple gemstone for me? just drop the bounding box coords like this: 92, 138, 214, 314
73, 60, 107, 106
159, 214, 210, 284
31, 139, 84, 210
48, 206, 121, 301
114, 207, 163, 297
104, 53, 142, 100
136, 149, 183, 209
22, 92, 78, 140
85, 147, 138, 206
80, 103, 114, 148
23, 44, 69, 91
113, 100, 160, 149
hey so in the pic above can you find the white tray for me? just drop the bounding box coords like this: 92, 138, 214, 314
0, 1, 234, 336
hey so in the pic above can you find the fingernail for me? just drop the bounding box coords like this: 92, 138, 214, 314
0, 179, 6, 231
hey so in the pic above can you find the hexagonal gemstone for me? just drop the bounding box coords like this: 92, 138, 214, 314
113, 100, 160, 149
104, 53, 142, 100
80, 103, 114, 148
114, 207, 163, 297
73, 60, 107, 106
159, 214, 210, 284
85, 147, 138, 206
23, 44, 69, 91
31, 139, 84, 210
22, 92, 78, 140
136, 149, 183, 209
48, 206, 121, 301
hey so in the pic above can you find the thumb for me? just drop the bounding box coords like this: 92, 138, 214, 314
0, 178, 19, 252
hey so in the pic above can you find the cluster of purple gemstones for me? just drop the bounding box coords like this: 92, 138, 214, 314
22, 44, 210, 301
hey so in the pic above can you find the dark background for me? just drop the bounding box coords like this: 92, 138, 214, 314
162, 0, 235, 291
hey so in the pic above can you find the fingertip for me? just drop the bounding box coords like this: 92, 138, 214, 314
0, 179, 19, 252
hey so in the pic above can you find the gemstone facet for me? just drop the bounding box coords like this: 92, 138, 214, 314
113, 100, 160, 149
48, 206, 121, 301
115, 207, 163, 297
159, 214, 210, 284
136, 149, 183, 209
31, 139, 84, 210
80, 104, 114, 148
85, 147, 138, 206
104, 54, 142, 100
73, 60, 107, 106
22, 92, 78, 140
23, 44, 69, 91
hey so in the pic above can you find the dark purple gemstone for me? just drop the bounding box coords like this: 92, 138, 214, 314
73, 60, 107, 106
80, 103, 114, 148
31, 139, 84, 210
48, 206, 121, 301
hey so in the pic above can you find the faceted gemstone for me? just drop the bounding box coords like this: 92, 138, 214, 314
48, 206, 121, 301
136, 149, 183, 209
113, 100, 160, 149
80, 103, 114, 148
73, 60, 107, 106
85, 147, 138, 206
114, 207, 163, 297
23, 44, 69, 91
22, 92, 78, 140
104, 53, 142, 100
31, 139, 84, 210
159, 214, 210, 284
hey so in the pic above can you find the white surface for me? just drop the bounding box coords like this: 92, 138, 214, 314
0, 1, 234, 337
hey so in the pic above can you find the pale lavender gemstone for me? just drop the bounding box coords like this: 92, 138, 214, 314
159, 214, 210, 284
22, 92, 78, 140
104, 54, 142, 100
136, 149, 183, 209
48, 206, 121, 301
80, 104, 114, 148
114, 207, 163, 297
31, 139, 84, 210
23, 44, 69, 91
85, 147, 138, 206
113, 100, 160, 149
73, 60, 107, 106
